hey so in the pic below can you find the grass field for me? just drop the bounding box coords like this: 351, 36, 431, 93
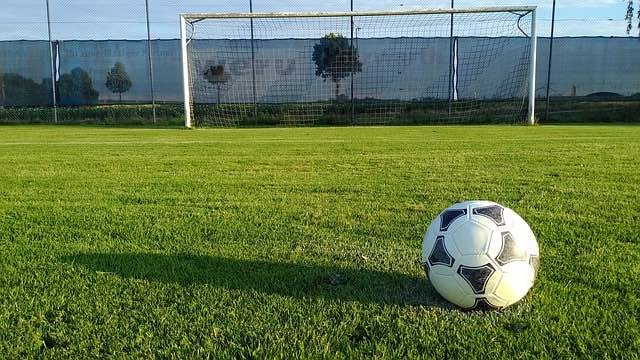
0, 125, 639, 358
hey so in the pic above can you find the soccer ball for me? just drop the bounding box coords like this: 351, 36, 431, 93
422, 201, 539, 310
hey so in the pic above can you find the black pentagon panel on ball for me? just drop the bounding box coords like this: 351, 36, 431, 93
496, 232, 528, 265
439, 209, 467, 231
457, 263, 495, 294
472, 297, 499, 311
472, 205, 505, 226
529, 255, 540, 278
428, 236, 455, 267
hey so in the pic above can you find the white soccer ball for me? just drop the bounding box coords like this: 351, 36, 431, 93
422, 201, 539, 310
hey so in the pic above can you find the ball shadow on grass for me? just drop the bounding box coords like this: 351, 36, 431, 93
65, 252, 448, 308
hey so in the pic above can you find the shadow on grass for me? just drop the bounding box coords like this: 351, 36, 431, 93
65, 252, 447, 307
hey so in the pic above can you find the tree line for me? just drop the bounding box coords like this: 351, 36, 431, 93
0, 62, 133, 107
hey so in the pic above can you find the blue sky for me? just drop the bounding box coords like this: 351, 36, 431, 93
0, 0, 635, 40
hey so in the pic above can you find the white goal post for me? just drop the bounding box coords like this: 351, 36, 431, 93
180, 6, 537, 127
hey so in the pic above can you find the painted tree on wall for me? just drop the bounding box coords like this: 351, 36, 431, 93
0, 74, 5, 106
0, 73, 50, 106
204, 65, 231, 104
57, 67, 99, 106
105, 62, 133, 103
312, 33, 362, 100
627, 1, 640, 35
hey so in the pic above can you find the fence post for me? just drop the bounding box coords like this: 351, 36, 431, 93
250, 0, 258, 124
545, 0, 557, 123
46, 0, 58, 123
350, 0, 355, 123
145, 0, 157, 124
448, 0, 454, 117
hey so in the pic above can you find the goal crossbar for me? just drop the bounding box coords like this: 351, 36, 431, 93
181, 7, 536, 20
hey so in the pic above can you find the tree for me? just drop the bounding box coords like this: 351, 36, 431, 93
105, 62, 132, 103
204, 65, 231, 104
312, 33, 362, 100
626, 1, 640, 35
57, 67, 99, 106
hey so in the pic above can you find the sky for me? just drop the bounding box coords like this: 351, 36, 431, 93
0, 0, 636, 40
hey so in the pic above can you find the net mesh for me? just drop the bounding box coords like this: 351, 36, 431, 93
184, 10, 534, 127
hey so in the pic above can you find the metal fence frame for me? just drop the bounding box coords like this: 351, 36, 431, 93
2, 0, 637, 125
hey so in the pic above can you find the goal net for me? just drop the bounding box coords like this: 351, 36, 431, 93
180, 7, 537, 127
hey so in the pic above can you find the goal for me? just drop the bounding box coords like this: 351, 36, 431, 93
180, 7, 537, 127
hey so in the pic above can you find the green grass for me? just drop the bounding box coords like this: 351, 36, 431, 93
0, 125, 639, 358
